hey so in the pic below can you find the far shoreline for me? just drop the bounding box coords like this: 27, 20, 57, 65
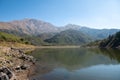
35, 45, 81, 48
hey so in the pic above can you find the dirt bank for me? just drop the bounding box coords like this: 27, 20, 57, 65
0, 46, 35, 80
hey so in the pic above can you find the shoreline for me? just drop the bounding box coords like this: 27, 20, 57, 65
0, 45, 83, 79
0, 46, 36, 80
36, 45, 81, 48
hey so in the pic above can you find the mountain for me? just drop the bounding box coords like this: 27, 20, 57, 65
79, 27, 119, 40
0, 19, 119, 38
99, 31, 120, 48
38, 33, 56, 40
0, 18, 59, 35
0, 18, 119, 45
44, 29, 92, 45
59, 24, 82, 31
0, 20, 82, 36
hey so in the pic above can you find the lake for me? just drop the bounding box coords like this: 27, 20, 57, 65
30, 48, 120, 80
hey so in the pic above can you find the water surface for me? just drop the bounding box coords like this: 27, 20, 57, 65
30, 48, 120, 80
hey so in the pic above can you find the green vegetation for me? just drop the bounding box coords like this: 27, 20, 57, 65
0, 32, 30, 44
84, 31, 120, 48
83, 40, 101, 47
22, 35, 49, 46
99, 31, 120, 48
44, 30, 93, 45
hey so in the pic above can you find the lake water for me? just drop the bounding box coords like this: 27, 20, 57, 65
30, 48, 120, 80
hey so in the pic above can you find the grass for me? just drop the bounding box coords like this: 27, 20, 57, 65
0, 32, 31, 44
0, 31, 34, 48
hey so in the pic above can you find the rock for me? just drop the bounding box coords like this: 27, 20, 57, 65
0, 67, 13, 79
15, 66, 21, 71
0, 47, 35, 80
19, 54, 36, 64
0, 67, 13, 80
0, 72, 9, 80
15, 64, 30, 71
21, 64, 30, 70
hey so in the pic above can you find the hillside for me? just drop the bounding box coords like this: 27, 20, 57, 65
99, 31, 120, 48
44, 29, 92, 45
0, 19, 119, 45
0, 31, 31, 46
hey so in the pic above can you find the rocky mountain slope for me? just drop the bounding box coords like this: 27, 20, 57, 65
0, 19, 59, 35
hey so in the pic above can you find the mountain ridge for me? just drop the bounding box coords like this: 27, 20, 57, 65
0, 18, 59, 35
0, 18, 119, 45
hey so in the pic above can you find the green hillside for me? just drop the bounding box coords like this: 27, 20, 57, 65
0, 31, 30, 44
44, 29, 92, 45
99, 31, 120, 48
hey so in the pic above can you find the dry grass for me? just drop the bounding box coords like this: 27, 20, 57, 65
0, 42, 35, 48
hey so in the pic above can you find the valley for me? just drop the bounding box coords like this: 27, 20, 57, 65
0, 18, 119, 46
0, 18, 120, 80
1, 0, 120, 80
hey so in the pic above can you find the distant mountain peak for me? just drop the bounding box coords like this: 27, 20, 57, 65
65, 24, 81, 27
22, 18, 44, 23
60, 24, 82, 30
0, 18, 59, 35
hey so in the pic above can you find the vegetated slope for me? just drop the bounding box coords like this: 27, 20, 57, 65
44, 29, 92, 45
22, 35, 49, 46
37, 33, 56, 40
99, 31, 120, 48
0, 31, 30, 44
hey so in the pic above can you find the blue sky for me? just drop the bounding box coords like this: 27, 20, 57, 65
0, 0, 120, 29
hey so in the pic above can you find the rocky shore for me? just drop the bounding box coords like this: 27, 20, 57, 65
0, 46, 36, 80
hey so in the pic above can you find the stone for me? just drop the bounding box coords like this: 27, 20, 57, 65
20, 64, 29, 70
15, 66, 21, 71
0, 67, 13, 80
0, 72, 9, 80
1, 67, 13, 79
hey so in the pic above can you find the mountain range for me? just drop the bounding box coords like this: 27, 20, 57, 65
0, 18, 119, 45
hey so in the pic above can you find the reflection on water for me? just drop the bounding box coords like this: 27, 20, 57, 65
30, 48, 120, 80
